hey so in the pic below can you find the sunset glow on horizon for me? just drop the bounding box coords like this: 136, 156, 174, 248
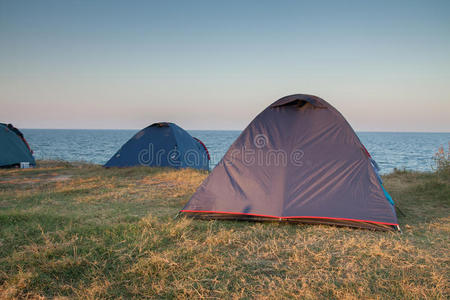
1, 0, 449, 131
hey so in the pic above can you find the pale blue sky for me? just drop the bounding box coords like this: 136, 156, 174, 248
1, 0, 449, 131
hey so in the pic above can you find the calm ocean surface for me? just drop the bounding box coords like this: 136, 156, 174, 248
22, 129, 449, 174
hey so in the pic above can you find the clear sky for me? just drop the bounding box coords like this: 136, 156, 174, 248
1, 0, 449, 131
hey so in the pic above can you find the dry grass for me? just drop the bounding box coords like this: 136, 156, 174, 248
0, 161, 448, 299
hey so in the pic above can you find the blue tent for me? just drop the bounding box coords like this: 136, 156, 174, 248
104, 122, 210, 170
0, 123, 36, 167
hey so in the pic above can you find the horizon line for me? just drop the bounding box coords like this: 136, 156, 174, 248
20, 128, 450, 134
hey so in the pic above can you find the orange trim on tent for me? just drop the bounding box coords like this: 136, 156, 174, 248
180, 210, 399, 226
193, 137, 210, 160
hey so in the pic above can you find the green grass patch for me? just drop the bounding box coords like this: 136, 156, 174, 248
0, 160, 448, 299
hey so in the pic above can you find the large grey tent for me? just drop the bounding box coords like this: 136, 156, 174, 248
181, 94, 399, 231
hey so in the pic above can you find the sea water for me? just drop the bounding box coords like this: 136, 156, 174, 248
22, 129, 449, 174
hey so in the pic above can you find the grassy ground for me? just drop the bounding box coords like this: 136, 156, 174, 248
0, 161, 448, 299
